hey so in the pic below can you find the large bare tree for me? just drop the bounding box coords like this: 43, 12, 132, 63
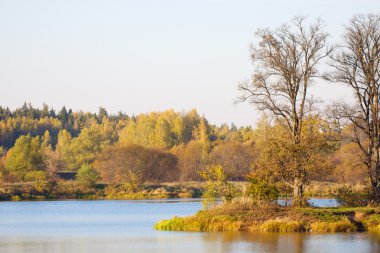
327, 14, 380, 203
237, 17, 331, 205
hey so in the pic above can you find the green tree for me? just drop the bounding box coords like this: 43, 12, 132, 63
55, 129, 73, 170
4, 135, 45, 181
183, 109, 201, 142
58, 106, 68, 124
97, 107, 108, 123
154, 116, 172, 148
69, 120, 116, 170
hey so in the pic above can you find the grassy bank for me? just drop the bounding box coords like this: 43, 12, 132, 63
154, 199, 380, 232
0, 182, 203, 201
0, 181, 365, 201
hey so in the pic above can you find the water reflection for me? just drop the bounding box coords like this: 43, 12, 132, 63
200, 232, 380, 253
0, 200, 379, 253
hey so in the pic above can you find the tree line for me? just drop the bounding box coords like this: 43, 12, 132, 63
0, 105, 258, 185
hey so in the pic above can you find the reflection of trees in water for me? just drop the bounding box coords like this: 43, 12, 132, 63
368, 233, 380, 251
341, 233, 380, 253
200, 231, 305, 253
199, 232, 380, 253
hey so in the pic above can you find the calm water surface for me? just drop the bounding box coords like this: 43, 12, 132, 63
0, 199, 379, 253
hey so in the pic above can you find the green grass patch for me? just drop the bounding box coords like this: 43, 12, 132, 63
154, 213, 242, 232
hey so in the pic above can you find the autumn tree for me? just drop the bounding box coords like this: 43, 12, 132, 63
237, 17, 331, 205
0, 116, 62, 149
332, 141, 367, 183
209, 142, 256, 180
0, 147, 4, 184
172, 141, 205, 181
326, 14, 380, 203
143, 148, 178, 182
193, 117, 211, 159
41, 130, 52, 150
183, 109, 201, 143
94, 144, 179, 188
118, 110, 186, 148
256, 117, 336, 205
94, 145, 146, 190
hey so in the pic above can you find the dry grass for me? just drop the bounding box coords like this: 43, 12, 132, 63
363, 214, 380, 232
310, 219, 357, 232
305, 182, 365, 197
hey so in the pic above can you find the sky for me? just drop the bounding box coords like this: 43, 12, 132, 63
0, 0, 379, 127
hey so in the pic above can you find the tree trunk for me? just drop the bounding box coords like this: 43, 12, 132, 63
370, 171, 380, 205
292, 178, 308, 207
374, 138, 380, 204
293, 184, 303, 199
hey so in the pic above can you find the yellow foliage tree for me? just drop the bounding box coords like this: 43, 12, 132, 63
256, 117, 337, 206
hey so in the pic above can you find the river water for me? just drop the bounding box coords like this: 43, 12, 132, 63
0, 199, 379, 253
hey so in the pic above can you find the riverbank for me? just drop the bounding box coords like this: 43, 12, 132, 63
0, 181, 364, 201
0, 182, 203, 201
154, 199, 380, 232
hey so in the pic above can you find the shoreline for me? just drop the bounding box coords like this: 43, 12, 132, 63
154, 200, 380, 233
0, 181, 362, 202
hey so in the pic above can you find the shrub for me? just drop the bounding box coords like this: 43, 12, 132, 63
246, 175, 279, 202
336, 186, 369, 207
199, 165, 238, 208
24, 171, 49, 192
123, 171, 142, 193
11, 195, 21, 201
24, 171, 47, 182
76, 164, 100, 188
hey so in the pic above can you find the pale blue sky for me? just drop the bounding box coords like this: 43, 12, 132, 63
0, 0, 378, 126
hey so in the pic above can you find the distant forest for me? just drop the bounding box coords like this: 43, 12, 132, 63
0, 103, 364, 185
